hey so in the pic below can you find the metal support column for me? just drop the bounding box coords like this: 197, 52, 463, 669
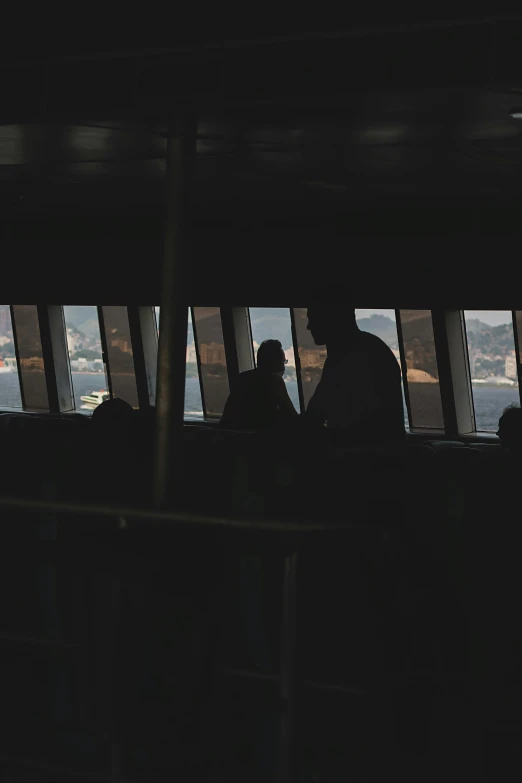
37, 305, 74, 413
431, 310, 459, 437
154, 114, 196, 506
128, 305, 158, 409
220, 307, 241, 384
232, 306, 255, 373
432, 310, 475, 436
278, 550, 298, 782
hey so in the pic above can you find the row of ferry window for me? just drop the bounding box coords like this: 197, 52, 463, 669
0, 306, 519, 432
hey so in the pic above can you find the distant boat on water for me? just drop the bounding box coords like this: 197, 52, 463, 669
80, 390, 110, 409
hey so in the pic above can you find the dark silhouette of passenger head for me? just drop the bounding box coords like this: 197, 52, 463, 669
306, 305, 357, 346
497, 404, 522, 452
92, 397, 135, 427
257, 339, 287, 376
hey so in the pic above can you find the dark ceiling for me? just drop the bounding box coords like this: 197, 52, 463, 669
2, 16, 522, 301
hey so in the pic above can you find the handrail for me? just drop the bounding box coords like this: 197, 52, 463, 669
0, 16, 515, 66
0, 495, 384, 535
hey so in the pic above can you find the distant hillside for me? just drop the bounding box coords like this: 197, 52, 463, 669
356, 314, 398, 347
465, 317, 515, 378
64, 306, 101, 338
249, 308, 293, 348
465, 318, 514, 355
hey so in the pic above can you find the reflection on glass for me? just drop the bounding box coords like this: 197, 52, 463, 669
101, 306, 139, 408
466, 310, 520, 431
398, 310, 443, 429
192, 307, 229, 418
155, 307, 204, 420
11, 305, 48, 411
0, 305, 22, 407
63, 306, 108, 415
292, 307, 327, 409
249, 307, 300, 411
355, 309, 409, 428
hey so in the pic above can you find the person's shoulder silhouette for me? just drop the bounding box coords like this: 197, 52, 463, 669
497, 404, 522, 459
304, 305, 405, 443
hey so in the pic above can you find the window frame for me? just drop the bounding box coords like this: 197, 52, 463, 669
1, 304, 518, 442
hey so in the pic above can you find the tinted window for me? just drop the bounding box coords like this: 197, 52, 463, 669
249, 307, 300, 411
0, 305, 22, 408
355, 309, 409, 428
398, 309, 444, 429
101, 306, 139, 408
292, 307, 327, 409
465, 310, 520, 431
192, 307, 229, 418
155, 307, 204, 420
11, 305, 48, 411
63, 306, 108, 415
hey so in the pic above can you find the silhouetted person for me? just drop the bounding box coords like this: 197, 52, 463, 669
303, 305, 405, 444
91, 396, 135, 426
497, 404, 522, 456
89, 397, 138, 503
220, 339, 297, 431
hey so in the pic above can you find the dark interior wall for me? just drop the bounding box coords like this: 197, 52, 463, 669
1, 206, 521, 304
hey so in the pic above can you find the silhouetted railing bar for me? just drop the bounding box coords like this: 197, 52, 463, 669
0, 754, 106, 781
278, 551, 297, 781
0, 16, 511, 67
0, 495, 381, 534
0, 632, 77, 650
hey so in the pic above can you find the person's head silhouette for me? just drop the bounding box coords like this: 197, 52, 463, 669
257, 339, 287, 376
306, 306, 357, 346
92, 397, 135, 428
497, 404, 522, 452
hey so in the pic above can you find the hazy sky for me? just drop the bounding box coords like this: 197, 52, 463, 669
360, 309, 513, 327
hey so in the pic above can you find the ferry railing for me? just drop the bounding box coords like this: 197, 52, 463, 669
0, 494, 388, 782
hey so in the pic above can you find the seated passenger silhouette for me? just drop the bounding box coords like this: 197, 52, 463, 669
303, 305, 405, 444
497, 404, 522, 455
90, 397, 138, 502
91, 396, 135, 426
220, 339, 297, 431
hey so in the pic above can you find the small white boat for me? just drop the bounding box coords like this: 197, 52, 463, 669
80, 390, 110, 409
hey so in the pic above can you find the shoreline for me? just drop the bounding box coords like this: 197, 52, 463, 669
471, 382, 517, 389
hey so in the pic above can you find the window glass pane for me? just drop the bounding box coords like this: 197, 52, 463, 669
398, 310, 444, 429
155, 307, 204, 420
11, 305, 48, 411
0, 305, 22, 407
101, 306, 139, 408
192, 307, 229, 418
292, 307, 327, 409
465, 310, 520, 431
63, 306, 108, 415
249, 308, 300, 411
355, 309, 409, 429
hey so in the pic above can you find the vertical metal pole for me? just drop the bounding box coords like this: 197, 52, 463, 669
154, 114, 196, 507
10, 305, 27, 410
191, 307, 208, 417
220, 307, 241, 385
127, 305, 154, 409
37, 305, 74, 413
290, 309, 305, 414
235, 306, 255, 373
512, 311, 522, 408
278, 550, 298, 782
97, 306, 114, 400
395, 309, 412, 430
431, 309, 458, 438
